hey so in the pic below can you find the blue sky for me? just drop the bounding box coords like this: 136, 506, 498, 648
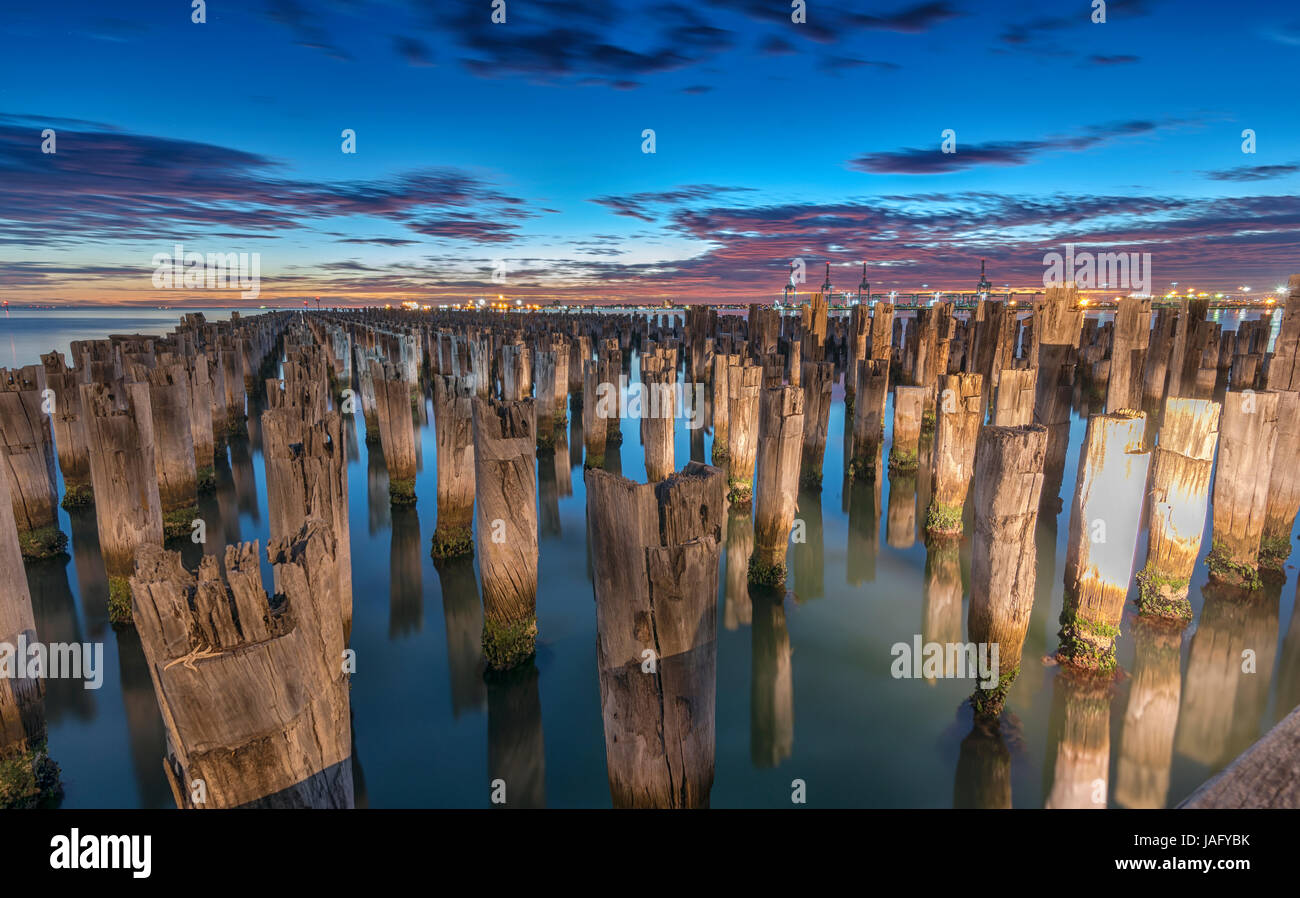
2, 0, 1298, 304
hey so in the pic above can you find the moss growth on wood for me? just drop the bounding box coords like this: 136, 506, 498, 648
18, 526, 67, 560
1134, 565, 1192, 620
389, 478, 417, 506
970, 665, 1020, 719
887, 447, 918, 475
583, 452, 605, 470
925, 501, 963, 537
747, 555, 786, 590
1056, 607, 1121, 671
482, 616, 538, 671
1258, 536, 1291, 573
1205, 542, 1262, 590
108, 576, 133, 626
60, 482, 93, 510
726, 477, 752, 506
799, 464, 823, 490
196, 465, 216, 494
430, 526, 474, 561
163, 505, 199, 542
0, 746, 62, 809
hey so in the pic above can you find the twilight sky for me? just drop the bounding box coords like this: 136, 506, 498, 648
1, 0, 1298, 306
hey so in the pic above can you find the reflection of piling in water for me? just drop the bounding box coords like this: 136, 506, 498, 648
0, 444, 61, 808
25, 558, 95, 724
1207, 390, 1279, 588
725, 361, 761, 507
953, 716, 1011, 809
1260, 390, 1300, 573
1138, 397, 1219, 620
436, 557, 487, 717
115, 625, 172, 808
430, 374, 476, 560
724, 507, 754, 629
886, 469, 917, 550
587, 462, 724, 808
750, 384, 804, 589
968, 425, 1047, 715
371, 360, 419, 506
1058, 410, 1150, 671
791, 488, 824, 602
640, 350, 675, 482
487, 662, 546, 809
922, 540, 964, 675
847, 456, 882, 585
389, 505, 423, 638
129, 521, 353, 808
751, 590, 793, 770
1276, 585, 1300, 722
799, 360, 833, 488
851, 359, 889, 480
472, 397, 539, 671
365, 441, 391, 536
81, 382, 163, 625
1044, 670, 1113, 808
927, 372, 982, 538
1175, 579, 1281, 767
1107, 297, 1152, 413
227, 434, 260, 519
40, 352, 93, 507
1114, 618, 1184, 808
1, 366, 64, 559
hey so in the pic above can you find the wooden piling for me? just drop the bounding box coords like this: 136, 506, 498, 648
0, 366, 64, 559
587, 462, 724, 807
472, 397, 539, 670
145, 365, 199, 541
889, 384, 927, 474
81, 382, 163, 624
799, 360, 833, 488
1260, 390, 1300, 573
430, 375, 476, 560
129, 522, 353, 808
1207, 389, 1280, 588
1137, 397, 1219, 619
749, 385, 804, 589
851, 359, 889, 480
1058, 410, 1151, 670
370, 360, 419, 505
725, 362, 762, 506
927, 373, 982, 538
967, 424, 1047, 715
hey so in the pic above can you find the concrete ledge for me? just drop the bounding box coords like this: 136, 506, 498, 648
1180, 705, 1300, 808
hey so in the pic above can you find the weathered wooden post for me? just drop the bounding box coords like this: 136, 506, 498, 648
1137, 397, 1219, 619
587, 462, 724, 807
710, 353, 733, 463
749, 385, 804, 589
40, 352, 92, 508
889, 384, 927, 475
640, 352, 675, 482
81, 383, 163, 624
582, 358, 610, 469
1106, 297, 1152, 412
371, 360, 419, 505
1207, 389, 1279, 588
799, 360, 833, 488
992, 366, 1036, 426
188, 355, 216, 492
0, 444, 62, 808
262, 408, 353, 632
145, 365, 199, 542
967, 425, 1047, 715
472, 397, 539, 670
430, 374, 476, 560
851, 359, 889, 480
1058, 410, 1151, 670
1260, 390, 1300, 573
0, 367, 63, 558
725, 362, 762, 506
926, 372, 982, 538
129, 522, 353, 808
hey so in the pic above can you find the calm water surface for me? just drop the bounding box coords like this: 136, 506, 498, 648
4, 306, 1296, 808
